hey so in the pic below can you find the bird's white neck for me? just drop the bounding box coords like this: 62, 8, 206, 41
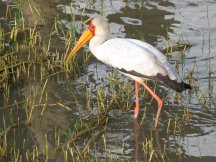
89, 34, 108, 54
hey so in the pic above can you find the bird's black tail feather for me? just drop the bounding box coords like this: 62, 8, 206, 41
156, 74, 192, 92
168, 81, 192, 92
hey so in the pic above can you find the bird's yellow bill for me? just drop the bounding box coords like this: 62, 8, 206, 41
66, 29, 93, 63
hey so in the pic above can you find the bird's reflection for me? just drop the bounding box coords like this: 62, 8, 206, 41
132, 118, 163, 161
155, 129, 162, 158
133, 118, 140, 161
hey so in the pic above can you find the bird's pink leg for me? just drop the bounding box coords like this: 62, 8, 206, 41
134, 81, 140, 118
139, 80, 163, 128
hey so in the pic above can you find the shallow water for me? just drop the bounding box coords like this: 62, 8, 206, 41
0, 0, 216, 161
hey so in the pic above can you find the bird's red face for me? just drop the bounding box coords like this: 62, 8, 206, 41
65, 21, 96, 63
88, 22, 96, 36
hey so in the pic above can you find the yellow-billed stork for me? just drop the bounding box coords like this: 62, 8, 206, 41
66, 15, 191, 128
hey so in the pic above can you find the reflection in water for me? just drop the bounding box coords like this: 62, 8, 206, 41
133, 118, 164, 161
108, 1, 178, 45
133, 119, 139, 161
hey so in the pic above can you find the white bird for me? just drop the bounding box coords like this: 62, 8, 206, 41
66, 15, 191, 128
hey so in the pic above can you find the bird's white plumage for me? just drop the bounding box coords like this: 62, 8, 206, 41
90, 38, 182, 83
89, 16, 182, 84
126, 39, 182, 82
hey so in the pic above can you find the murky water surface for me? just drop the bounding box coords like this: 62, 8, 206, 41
0, 0, 216, 161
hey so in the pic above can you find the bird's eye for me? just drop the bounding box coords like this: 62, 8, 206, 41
90, 24, 95, 30
88, 22, 96, 35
